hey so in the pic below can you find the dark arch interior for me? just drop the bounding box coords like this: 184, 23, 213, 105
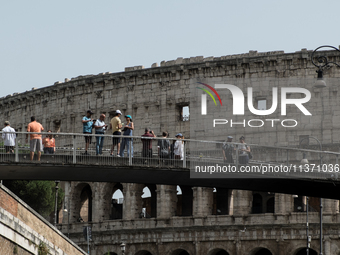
252, 193, 263, 214
254, 248, 272, 255
80, 184, 92, 222
135, 251, 152, 255
266, 197, 275, 213
296, 248, 318, 255
111, 183, 123, 220
213, 188, 229, 215
211, 249, 230, 255
177, 185, 193, 216
172, 249, 190, 255
142, 184, 157, 218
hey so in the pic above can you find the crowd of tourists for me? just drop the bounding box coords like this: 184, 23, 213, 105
2, 110, 250, 164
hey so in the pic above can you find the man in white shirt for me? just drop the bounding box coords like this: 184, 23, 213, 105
174, 133, 184, 160
94, 114, 107, 155
2, 121, 16, 154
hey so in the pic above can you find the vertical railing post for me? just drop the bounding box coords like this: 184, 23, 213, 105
73, 135, 77, 164
128, 139, 132, 166
235, 144, 239, 170
15, 137, 19, 162
336, 155, 339, 179
183, 141, 186, 168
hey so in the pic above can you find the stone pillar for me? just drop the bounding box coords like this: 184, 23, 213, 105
192, 187, 213, 217
324, 236, 331, 255
228, 189, 234, 215
275, 193, 294, 214
323, 199, 339, 214
156, 185, 177, 218
233, 190, 252, 215
91, 186, 101, 222
122, 183, 143, 220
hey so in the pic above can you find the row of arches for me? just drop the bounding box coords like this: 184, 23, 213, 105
101, 247, 318, 255
73, 184, 318, 223
76, 184, 232, 222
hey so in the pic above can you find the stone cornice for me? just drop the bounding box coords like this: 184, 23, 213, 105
1, 48, 339, 105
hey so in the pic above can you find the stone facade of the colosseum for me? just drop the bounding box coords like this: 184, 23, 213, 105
1, 48, 340, 254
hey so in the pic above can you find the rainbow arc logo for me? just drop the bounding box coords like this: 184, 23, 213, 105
196, 82, 222, 115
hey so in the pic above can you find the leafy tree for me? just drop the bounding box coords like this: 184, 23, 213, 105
3, 180, 65, 218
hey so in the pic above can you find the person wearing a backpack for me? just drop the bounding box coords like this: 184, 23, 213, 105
222, 136, 234, 164
158, 131, 170, 164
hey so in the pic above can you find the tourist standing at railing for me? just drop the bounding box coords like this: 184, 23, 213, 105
42, 130, 55, 154
141, 128, 155, 159
26, 116, 44, 161
94, 114, 108, 155
158, 131, 170, 161
2, 121, 16, 154
119, 115, 134, 157
110, 110, 122, 156
82, 110, 94, 155
174, 133, 184, 160
222, 136, 234, 164
238, 136, 250, 164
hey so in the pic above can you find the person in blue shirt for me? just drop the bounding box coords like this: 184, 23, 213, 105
82, 110, 94, 155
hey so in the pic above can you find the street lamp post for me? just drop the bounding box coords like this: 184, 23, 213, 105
299, 136, 323, 255
310, 45, 340, 255
311, 45, 340, 88
54, 180, 60, 226
63, 199, 70, 238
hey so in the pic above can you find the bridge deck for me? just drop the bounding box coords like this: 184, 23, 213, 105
1, 132, 340, 199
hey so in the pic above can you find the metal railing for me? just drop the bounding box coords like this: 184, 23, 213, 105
1, 131, 340, 180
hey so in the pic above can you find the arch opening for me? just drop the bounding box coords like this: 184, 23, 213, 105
212, 188, 229, 215
172, 249, 190, 255
253, 248, 273, 255
176, 185, 193, 216
79, 184, 92, 222
111, 183, 124, 220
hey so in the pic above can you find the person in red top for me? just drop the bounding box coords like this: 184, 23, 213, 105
141, 128, 155, 159
26, 116, 44, 161
42, 130, 56, 154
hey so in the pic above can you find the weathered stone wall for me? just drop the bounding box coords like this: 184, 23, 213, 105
2, 48, 340, 255
59, 181, 340, 255
1, 48, 339, 146
58, 213, 340, 255
0, 184, 87, 255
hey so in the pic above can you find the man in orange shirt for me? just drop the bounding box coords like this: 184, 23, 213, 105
26, 116, 44, 161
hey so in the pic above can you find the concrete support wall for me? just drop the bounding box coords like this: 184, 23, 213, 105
0, 184, 86, 255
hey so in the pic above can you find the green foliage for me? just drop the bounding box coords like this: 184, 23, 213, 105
4, 180, 65, 218
38, 242, 50, 255
13, 245, 18, 254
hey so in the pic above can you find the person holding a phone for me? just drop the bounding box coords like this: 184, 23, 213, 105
94, 114, 107, 155
119, 115, 134, 157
